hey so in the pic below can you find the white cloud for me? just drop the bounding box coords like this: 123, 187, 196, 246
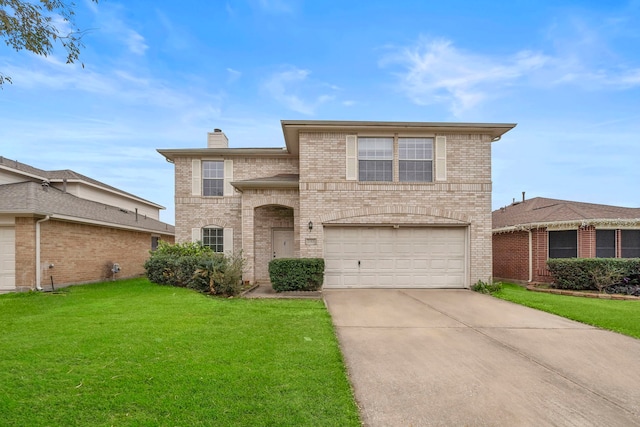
257, 0, 294, 14
89, 3, 148, 56
226, 67, 242, 83
380, 37, 549, 115
262, 67, 336, 115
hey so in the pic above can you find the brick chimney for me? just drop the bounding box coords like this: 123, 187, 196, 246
207, 129, 229, 148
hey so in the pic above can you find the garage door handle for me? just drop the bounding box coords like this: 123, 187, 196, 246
358, 260, 360, 267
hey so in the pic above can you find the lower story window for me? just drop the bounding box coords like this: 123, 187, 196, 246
203, 228, 224, 252
596, 230, 615, 258
548, 230, 577, 258
621, 230, 640, 258
151, 236, 159, 251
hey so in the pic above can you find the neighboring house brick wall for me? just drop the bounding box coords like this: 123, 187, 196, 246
14, 218, 173, 290
15, 217, 36, 290
493, 231, 529, 282
579, 226, 596, 258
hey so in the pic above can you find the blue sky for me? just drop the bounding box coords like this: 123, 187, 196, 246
1, 0, 639, 224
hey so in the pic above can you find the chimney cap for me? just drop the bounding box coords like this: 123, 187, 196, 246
214, 128, 222, 133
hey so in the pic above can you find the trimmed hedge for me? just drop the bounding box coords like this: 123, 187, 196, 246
269, 258, 325, 292
547, 258, 640, 291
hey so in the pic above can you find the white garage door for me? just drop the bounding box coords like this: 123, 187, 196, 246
324, 226, 466, 289
0, 227, 16, 292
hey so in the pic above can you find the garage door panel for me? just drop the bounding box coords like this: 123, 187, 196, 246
324, 226, 467, 289
0, 227, 16, 292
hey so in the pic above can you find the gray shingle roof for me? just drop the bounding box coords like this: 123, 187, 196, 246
493, 197, 640, 230
0, 156, 163, 208
0, 181, 174, 235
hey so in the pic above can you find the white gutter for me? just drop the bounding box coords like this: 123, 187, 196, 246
493, 218, 640, 234
35, 215, 50, 291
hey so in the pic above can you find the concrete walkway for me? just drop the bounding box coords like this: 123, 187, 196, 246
323, 289, 640, 426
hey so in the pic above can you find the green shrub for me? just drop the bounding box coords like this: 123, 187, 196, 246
269, 258, 325, 292
471, 279, 502, 294
144, 242, 246, 296
547, 258, 640, 292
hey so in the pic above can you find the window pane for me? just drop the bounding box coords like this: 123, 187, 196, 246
358, 137, 393, 160
621, 230, 640, 258
358, 160, 392, 181
399, 160, 433, 182
202, 161, 224, 178
203, 178, 223, 196
202, 228, 224, 252
596, 230, 616, 258
549, 230, 577, 258
399, 138, 433, 160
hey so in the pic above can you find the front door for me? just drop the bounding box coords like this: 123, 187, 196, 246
273, 228, 294, 259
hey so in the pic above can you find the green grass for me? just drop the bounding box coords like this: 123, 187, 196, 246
0, 279, 360, 426
494, 283, 640, 339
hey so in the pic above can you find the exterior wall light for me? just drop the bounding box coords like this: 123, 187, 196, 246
308, 221, 313, 231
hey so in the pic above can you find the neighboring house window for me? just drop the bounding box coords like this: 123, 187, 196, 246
595, 230, 615, 258
202, 228, 224, 252
621, 230, 640, 258
358, 137, 393, 181
202, 161, 224, 196
151, 236, 159, 251
548, 230, 577, 258
399, 137, 433, 182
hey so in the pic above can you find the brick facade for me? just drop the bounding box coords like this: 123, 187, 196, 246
14, 218, 174, 291
165, 121, 511, 287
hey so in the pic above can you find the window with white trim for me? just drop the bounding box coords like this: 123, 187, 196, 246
202, 161, 224, 197
399, 137, 433, 182
548, 230, 577, 258
202, 228, 224, 252
358, 137, 393, 181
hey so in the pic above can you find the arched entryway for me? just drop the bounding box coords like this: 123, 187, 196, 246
254, 205, 295, 282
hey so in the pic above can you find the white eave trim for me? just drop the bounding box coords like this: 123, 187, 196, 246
493, 218, 640, 234
50, 213, 174, 235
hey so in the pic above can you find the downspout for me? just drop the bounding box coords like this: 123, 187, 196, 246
528, 229, 533, 283
35, 215, 50, 291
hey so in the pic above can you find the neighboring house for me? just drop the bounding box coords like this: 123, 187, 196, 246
159, 120, 515, 288
0, 157, 175, 293
493, 196, 640, 284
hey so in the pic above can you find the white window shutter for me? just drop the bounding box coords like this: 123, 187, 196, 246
346, 135, 357, 180
191, 159, 201, 196
435, 136, 447, 181
223, 227, 234, 254
224, 159, 234, 196
191, 228, 201, 243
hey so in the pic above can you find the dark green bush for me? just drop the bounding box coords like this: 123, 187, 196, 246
471, 279, 502, 294
144, 242, 245, 296
269, 258, 325, 292
547, 258, 640, 292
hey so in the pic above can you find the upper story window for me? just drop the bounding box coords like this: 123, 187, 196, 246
399, 138, 433, 182
548, 230, 577, 258
202, 161, 224, 197
358, 137, 393, 182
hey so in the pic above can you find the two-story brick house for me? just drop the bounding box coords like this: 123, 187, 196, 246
158, 120, 515, 288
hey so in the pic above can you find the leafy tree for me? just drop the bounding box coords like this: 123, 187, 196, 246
0, 0, 98, 85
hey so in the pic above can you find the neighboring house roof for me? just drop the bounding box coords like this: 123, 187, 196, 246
231, 174, 299, 191
281, 120, 517, 155
0, 181, 174, 234
493, 197, 640, 233
0, 156, 165, 209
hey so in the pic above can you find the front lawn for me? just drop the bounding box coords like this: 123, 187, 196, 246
0, 279, 360, 426
494, 283, 640, 339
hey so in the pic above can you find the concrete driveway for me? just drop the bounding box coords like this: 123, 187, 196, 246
323, 289, 640, 426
